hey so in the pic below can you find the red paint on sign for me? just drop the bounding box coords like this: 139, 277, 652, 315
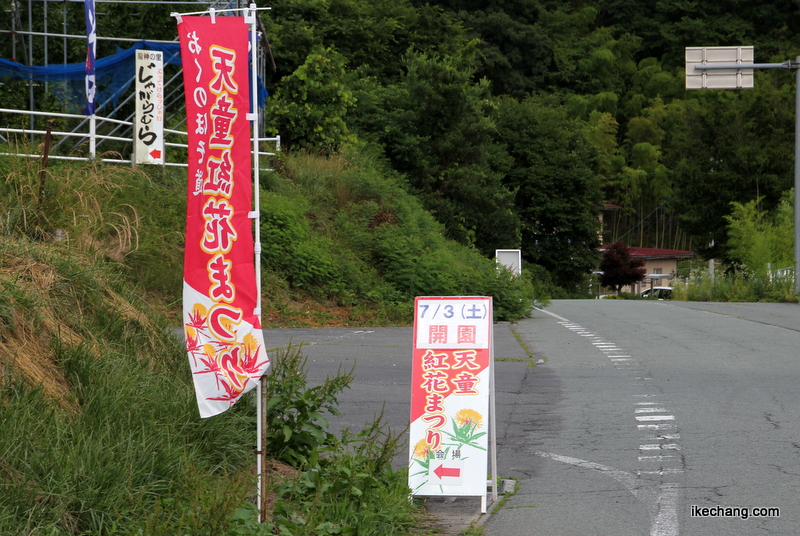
433, 464, 462, 479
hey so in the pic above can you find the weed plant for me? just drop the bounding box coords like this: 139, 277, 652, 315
265, 343, 355, 467
0, 241, 426, 535
674, 270, 798, 303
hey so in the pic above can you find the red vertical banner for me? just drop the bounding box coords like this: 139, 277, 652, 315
409, 297, 492, 496
179, 16, 269, 418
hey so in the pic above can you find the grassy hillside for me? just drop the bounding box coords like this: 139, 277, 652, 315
0, 239, 262, 532
0, 146, 539, 533
0, 146, 538, 326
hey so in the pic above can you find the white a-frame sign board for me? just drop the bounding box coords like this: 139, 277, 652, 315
409, 296, 498, 512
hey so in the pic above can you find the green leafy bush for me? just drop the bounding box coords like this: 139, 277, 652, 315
265, 344, 354, 467
675, 270, 798, 303
263, 149, 537, 321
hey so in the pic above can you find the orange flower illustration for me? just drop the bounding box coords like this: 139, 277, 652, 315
186, 303, 208, 331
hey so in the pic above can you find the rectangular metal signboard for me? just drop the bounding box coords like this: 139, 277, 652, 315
495, 249, 522, 276
685, 46, 754, 89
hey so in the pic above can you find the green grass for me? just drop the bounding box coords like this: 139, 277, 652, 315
674, 272, 799, 303
0, 240, 429, 535
0, 147, 541, 534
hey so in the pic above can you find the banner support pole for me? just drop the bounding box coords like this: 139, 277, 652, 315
247, 3, 268, 523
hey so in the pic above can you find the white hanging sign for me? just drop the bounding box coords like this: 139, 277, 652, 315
685, 46, 754, 90
134, 50, 165, 164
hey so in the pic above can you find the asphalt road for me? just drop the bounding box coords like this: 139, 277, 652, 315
486, 300, 800, 536
260, 300, 800, 535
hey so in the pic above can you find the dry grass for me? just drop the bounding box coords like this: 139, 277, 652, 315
0, 253, 83, 412
1, 157, 147, 261
0, 239, 167, 410
0, 315, 79, 413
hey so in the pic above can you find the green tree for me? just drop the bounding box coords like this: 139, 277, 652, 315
355, 49, 520, 254
265, 46, 357, 151
260, 0, 469, 87
670, 76, 795, 260
411, 0, 553, 97
493, 95, 602, 288
725, 191, 794, 275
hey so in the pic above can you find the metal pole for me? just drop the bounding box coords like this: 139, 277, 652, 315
795, 57, 800, 293
89, 114, 96, 157
248, 3, 267, 522
489, 321, 497, 507
28, 0, 34, 142
258, 376, 268, 523
44, 0, 48, 94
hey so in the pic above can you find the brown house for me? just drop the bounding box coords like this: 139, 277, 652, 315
600, 246, 695, 294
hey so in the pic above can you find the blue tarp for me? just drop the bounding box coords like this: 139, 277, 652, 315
0, 40, 267, 113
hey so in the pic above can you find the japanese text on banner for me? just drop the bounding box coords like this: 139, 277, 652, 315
179, 16, 269, 418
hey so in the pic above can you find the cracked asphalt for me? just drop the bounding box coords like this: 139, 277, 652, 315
260, 300, 800, 535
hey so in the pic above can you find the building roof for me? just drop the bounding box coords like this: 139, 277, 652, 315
599, 246, 695, 260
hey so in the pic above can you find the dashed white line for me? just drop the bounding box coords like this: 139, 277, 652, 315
545, 308, 681, 536
638, 424, 677, 431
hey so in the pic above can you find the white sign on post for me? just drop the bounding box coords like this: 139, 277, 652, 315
409, 296, 494, 507
134, 50, 164, 164
685, 46, 754, 90
495, 249, 522, 276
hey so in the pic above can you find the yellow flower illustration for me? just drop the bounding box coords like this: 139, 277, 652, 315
454, 408, 483, 429
243, 333, 259, 353
412, 439, 434, 460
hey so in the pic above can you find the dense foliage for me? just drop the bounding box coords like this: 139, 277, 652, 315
258, 0, 799, 281
3, 0, 800, 287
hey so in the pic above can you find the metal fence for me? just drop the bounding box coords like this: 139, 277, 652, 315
0, 106, 280, 166
0, 0, 277, 166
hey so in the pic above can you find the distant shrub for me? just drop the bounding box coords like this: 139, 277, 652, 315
676, 269, 798, 303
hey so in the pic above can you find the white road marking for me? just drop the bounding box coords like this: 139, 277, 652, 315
638, 424, 677, 431
540, 308, 681, 536
651, 483, 680, 536
636, 415, 676, 422
536, 451, 680, 536
640, 444, 681, 451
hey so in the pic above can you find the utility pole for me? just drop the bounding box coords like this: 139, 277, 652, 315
686, 47, 800, 294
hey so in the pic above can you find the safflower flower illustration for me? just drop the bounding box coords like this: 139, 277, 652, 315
410, 438, 450, 492
443, 408, 487, 450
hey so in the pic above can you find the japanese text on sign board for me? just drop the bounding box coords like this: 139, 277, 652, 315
415, 299, 490, 349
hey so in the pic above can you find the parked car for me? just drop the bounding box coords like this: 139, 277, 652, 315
639, 286, 673, 300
